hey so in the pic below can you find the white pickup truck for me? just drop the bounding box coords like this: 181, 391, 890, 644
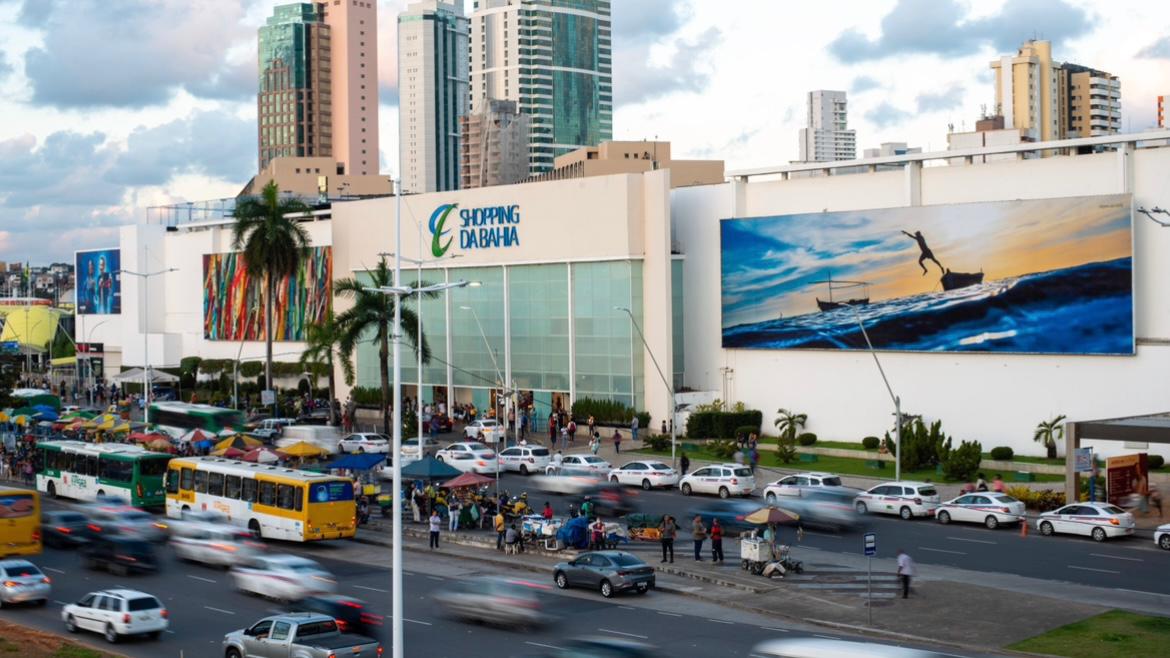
223, 613, 381, 658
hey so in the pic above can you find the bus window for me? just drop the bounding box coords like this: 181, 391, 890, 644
194, 470, 208, 494
259, 481, 276, 507
165, 469, 179, 494
242, 478, 257, 503
180, 468, 194, 491
208, 472, 225, 497
277, 484, 294, 510
293, 486, 303, 512
0, 493, 35, 518
139, 458, 170, 477
99, 458, 132, 483
86, 455, 99, 477
225, 475, 241, 500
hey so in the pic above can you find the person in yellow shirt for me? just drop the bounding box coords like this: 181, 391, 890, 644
495, 510, 506, 551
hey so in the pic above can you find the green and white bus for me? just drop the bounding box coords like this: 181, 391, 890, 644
36, 441, 172, 507
146, 402, 245, 436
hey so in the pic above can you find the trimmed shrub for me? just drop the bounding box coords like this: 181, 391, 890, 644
989, 446, 1014, 461
571, 398, 637, 425
941, 439, 982, 481
636, 411, 651, 429
707, 440, 739, 460
1150, 454, 1165, 469
776, 437, 798, 464
861, 436, 880, 450
351, 386, 384, 407
645, 434, 671, 452
797, 432, 818, 447
1006, 486, 1066, 512
883, 419, 952, 472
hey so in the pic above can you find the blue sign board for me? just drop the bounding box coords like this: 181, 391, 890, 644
0, 341, 19, 354
863, 532, 876, 557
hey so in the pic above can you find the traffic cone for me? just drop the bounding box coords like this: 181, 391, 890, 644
1020, 517, 1028, 538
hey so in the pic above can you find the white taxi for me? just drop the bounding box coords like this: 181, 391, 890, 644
497, 445, 552, 475
170, 522, 264, 568
62, 589, 168, 644
853, 481, 941, 519
608, 460, 680, 490
338, 433, 391, 454
679, 463, 756, 498
1036, 503, 1135, 542
464, 419, 506, 444
545, 454, 612, 475
230, 554, 336, 602
935, 493, 1026, 529
437, 442, 501, 474
1155, 523, 1170, 551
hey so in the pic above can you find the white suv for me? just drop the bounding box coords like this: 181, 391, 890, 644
339, 433, 391, 454
853, 481, 941, 519
497, 445, 551, 475
609, 461, 680, 490
679, 464, 756, 498
63, 589, 168, 644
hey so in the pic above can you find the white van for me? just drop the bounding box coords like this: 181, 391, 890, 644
275, 425, 342, 454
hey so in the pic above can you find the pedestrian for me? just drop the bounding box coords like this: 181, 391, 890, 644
612, 429, 622, 454
660, 420, 667, 435
976, 473, 989, 492
590, 517, 606, 551
542, 501, 554, 521
566, 418, 577, 445
495, 509, 506, 550
710, 519, 725, 563
587, 415, 596, 440
1150, 486, 1162, 517
896, 548, 915, 598
429, 510, 441, 549
691, 515, 707, 561
548, 413, 557, 445
630, 415, 639, 442
590, 433, 601, 455
659, 514, 677, 563
679, 452, 690, 476
449, 498, 461, 532
505, 523, 520, 553
992, 473, 1005, 493
580, 496, 594, 520
411, 488, 423, 523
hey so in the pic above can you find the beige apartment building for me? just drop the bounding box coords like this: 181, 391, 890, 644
238, 157, 393, 199
525, 141, 724, 189
1063, 64, 1121, 138
321, 0, 379, 176
460, 100, 529, 189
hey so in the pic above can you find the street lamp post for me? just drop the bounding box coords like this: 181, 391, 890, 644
119, 246, 177, 417
83, 319, 110, 405
840, 303, 902, 482
459, 304, 511, 497
614, 306, 677, 469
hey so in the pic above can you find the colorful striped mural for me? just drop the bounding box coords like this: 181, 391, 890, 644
202, 247, 332, 341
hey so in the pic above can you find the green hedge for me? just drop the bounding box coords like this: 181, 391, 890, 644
861, 436, 880, 450
797, 432, 818, 446
571, 398, 642, 425
989, 446, 1014, 461
352, 386, 384, 407
686, 410, 763, 439
1150, 454, 1165, 469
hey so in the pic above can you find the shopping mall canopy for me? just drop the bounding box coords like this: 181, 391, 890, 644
110, 368, 180, 384
1064, 412, 1170, 503
0, 305, 61, 349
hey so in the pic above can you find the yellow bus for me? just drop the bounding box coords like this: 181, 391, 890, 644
0, 489, 42, 556
164, 457, 356, 542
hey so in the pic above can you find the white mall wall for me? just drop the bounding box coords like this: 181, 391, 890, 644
674, 147, 1170, 458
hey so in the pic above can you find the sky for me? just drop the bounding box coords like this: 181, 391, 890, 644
0, 0, 1168, 264
720, 194, 1132, 327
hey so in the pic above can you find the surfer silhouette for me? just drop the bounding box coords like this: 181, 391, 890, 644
901, 230, 945, 276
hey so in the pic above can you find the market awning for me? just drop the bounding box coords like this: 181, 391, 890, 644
441, 472, 494, 489
111, 368, 180, 384
400, 456, 461, 480
324, 453, 387, 470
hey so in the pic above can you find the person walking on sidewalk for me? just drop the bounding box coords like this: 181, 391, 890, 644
429, 510, 442, 549
630, 415, 639, 443
590, 517, 606, 551
495, 509, 506, 550
710, 519, 725, 563
897, 548, 915, 599
659, 515, 677, 563
691, 515, 707, 561
589, 433, 601, 455
612, 429, 622, 454
679, 452, 690, 476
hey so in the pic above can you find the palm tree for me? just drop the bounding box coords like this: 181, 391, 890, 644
300, 310, 339, 426
1034, 414, 1067, 460
334, 257, 434, 436
231, 181, 311, 402
773, 408, 808, 441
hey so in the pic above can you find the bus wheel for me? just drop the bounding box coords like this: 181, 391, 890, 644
181, 505, 190, 514
249, 520, 262, 540
96, 490, 105, 498
47, 481, 57, 499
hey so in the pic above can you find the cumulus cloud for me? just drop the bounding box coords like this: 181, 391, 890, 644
612, 0, 691, 39
830, 0, 1093, 63
916, 85, 965, 113
851, 75, 881, 93
108, 112, 256, 187
865, 102, 913, 129
615, 27, 721, 107
1136, 36, 1170, 59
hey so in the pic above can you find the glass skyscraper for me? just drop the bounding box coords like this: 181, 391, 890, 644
257, 3, 332, 171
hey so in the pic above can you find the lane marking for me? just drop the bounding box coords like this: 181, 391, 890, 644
426, 575, 444, 581
708, 619, 734, 625
526, 642, 563, 650
1115, 587, 1170, 597
1090, 553, 1143, 562
404, 618, 432, 626
919, 547, 966, 555
946, 536, 996, 545
354, 585, 389, 593
657, 611, 682, 617
804, 531, 842, 539
204, 606, 236, 615
187, 575, 217, 584
53, 599, 67, 605
618, 605, 635, 610
1068, 565, 1120, 574
598, 628, 650, 639
44, 567, 66, 574
814, 634, 838, 640
761, 627, 789, 633
165, 630, 176, 634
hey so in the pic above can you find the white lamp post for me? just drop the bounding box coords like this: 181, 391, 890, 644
458, 303, 513, 496
840, 303, 902, 482
119, 245, 177, 417
614, 306, 677, 468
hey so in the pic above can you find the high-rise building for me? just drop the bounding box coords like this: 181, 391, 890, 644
1062, 64, 1121, 138
525, 140, 724, 188
798, 90, 856, 162
257, 4, 332, 172
470, 0, 613, 175
399, 1, 469, 193
461, 99, 530, 189
321, 0, 379, 176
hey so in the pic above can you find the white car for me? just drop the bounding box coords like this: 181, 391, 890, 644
170, 522, 263, 568
609, 461, 680, 490
497, 445, 552, 475
679, 463, 756, 498
231, 555, 336, 602
464, 419, 506, 443
853, 481, 941, 519
62, 589, 168, 644
935, 493, 1026, 529
400, 437, 439, 460
1156, 523, 1170, 551
436, 442, 501, 474
763, 472, 861, 503
87, 505, 168, 543
545, 454, 612, 475
339, 433, 391, 454
0, 559, 51, 607
1036, 503, 1136, 542
531, 473, 602, 496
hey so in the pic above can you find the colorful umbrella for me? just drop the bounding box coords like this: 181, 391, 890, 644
180, 428, 213, 444
280, 441, 327, 458
113, 422, 132, 433
441, 472, 495, 489
214, 435, 262, 453
211, 446, 247, 458
217, 428, 238, 437
13, 415, 31, 427
130, 431, 166, 443
243, 447, 288, 464
0, 411, 9, 422
743, 506, 801, 525
97, 418, 115, 431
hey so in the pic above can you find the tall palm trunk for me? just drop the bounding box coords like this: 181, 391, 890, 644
379, 324, 390, 436
327, 359, 337, 426
265, 272, 274, 415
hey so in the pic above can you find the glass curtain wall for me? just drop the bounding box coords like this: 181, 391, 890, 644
572, 260, 644, 410
398, 267, 449, 405
449, 267, 505, 412
509, 264, 571, 394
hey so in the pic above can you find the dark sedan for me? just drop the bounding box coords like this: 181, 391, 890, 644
553, 551, 655, 598
42, 511, 92, 548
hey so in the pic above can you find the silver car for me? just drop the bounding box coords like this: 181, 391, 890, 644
0, 559, 51, 607
432, 576, 551, 628
553, 551, 655, 598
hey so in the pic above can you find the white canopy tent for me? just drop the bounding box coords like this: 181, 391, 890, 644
110, 368, 179, 384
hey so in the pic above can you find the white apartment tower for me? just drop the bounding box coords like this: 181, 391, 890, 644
470, 0, 612, 175
798, 90, 856, 162
398, 1, 469, 193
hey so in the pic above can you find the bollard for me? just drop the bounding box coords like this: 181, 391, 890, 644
1020, 517, 1028, 537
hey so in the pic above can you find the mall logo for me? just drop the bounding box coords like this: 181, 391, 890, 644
429, 203, 521, 257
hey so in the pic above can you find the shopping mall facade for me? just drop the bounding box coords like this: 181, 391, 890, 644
78, 133, 1170, 457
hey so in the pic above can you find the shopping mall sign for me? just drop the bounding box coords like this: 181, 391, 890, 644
429, 203, 521, 257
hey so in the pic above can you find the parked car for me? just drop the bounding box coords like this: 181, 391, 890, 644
686, 499, 760, 533
231, 554, 336, 602
1156, 523, 1170, 551
249, 418, 294, 440
436, 442, 497, 463
0, 559, 51, 607
86, 504, 168, 543
679, 463, 755, 498
608, 461, 679, 490
170, 522, 263, 568
936, 493, 1026, 529
497, 445, 552, 475
853, 481, 941, 519
81, 536, 159, 575
338, 433, 391, 454
553, 551, 655, 598
432, 576, 552, 628
763, 472, 862, 503
62, 589, 168, 643
546, 454, 612, 475
1036, 503, 1135, 542
464, 419, 506, 443
41, 510, 92, 548
222, 613, 381, 658
298, 595, 384, 638
400, 437, 440, 460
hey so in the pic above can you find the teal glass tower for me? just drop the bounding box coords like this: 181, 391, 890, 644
257, 3, 332, 171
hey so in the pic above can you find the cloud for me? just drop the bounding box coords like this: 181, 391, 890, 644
612, 0, 691, 40
21, 0, 256, 108
615, 27, 721, 107
1137, 36, 1170, 59
829, 0, 1092, 63
916, 85, 965, 113
108, 112, 256, 187
865, 102, 913, 129
851, 75, 881, 93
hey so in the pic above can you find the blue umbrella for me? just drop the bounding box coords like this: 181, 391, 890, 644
195, 439, 215, 450
33, 405, 59, 421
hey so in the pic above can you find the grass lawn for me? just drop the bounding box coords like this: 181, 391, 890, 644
1008, 610, 1170, 658
0, 620, 116, 658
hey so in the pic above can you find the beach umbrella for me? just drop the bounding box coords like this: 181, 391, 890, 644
400, 456, 461, 481
214, 435, 262, 452
243, 447, 288, 464
97, 418, 115, 431
130, 431, 163, 443
743, 506, 801, 526
13, 415, 31, 427
194, 439, 216, 451
0, 411, 9, 422
217, 428, 238, 437
113, 422, 132, 433
180, 428, 213, 444
280, 441, 327, 458
441, 472, 494, 489
211, 446, 246, 458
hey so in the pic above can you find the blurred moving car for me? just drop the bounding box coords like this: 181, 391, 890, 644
750, 637, 957, 657
82, 536, 159, 575
87, 504, 168, 543
41, 510, 92, 548
1036, 503, 1135, 542
339, 433, 391, 454
299, 594, 385, 638
223, 613, 381, 658
433, 576, 552, 628
553, 551, 655, 598
464, 419, 506, 443
678, 463, 755, 498
608, 461, 679, 490
170, 522, 263, 568
532, 473, 602, 496
578, 483, 639, 518
436, 442, 502, 474
528, 637, 661, 658
276, 425, 343, 454
853, 481, 940, 520
687, 499, 761, 533
546, 455, 612, 475
400, 437, 440, 460
1156, 523, 1170, 550
249, 418, 294, 441
763, 472, 862, 504
62, 589, 168, 644
0, 559, 51, 607
935, 493, 1026, 529
771, 489, 859, 531
231, 554, 337, 602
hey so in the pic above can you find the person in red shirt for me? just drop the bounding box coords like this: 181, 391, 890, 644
710, 519, 725, 563
542, 501, 554, 521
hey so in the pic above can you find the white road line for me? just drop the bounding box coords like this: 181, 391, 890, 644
404, 618, 432, 626
525, 642, 563, 650
761, 627, 790, 633
1090, 553, 1143, 562
657, 612, 682, 617
187, 575, 217, 583
426, 575, 444, 581
43, 567, 66, 574
204, 606, 236, 615
354, 585, 389, 593
814, 634, 838, 640
618, 605, 635, 610
946, 536, 996, 545
165, 630, 176, 634
52, 599, 67, 605
803, 531, 841, 538
919, 547, 966, 555
708, 619, 734, 625
598, 628, 650, 639
1068, 565, 1120, 574
1115, 588, 1170, 597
